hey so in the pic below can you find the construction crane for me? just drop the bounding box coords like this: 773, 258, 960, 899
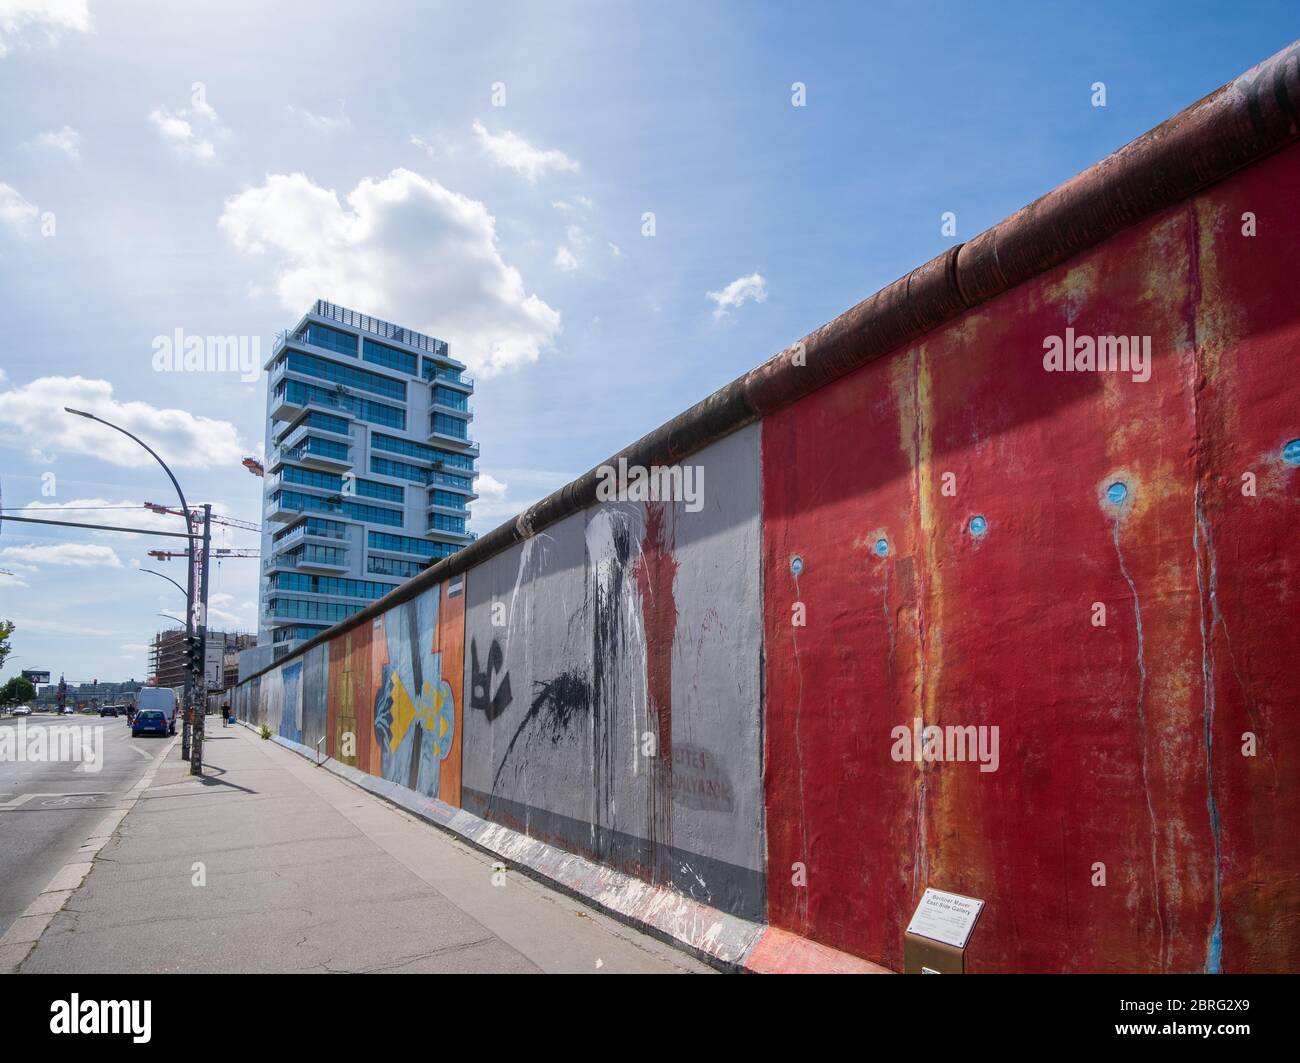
147, 548, 259, 562
143, 501, 261, 533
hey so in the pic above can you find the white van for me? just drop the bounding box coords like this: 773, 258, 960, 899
135, 687, 178, 734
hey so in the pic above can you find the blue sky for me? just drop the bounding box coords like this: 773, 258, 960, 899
0, 0, 1295, 686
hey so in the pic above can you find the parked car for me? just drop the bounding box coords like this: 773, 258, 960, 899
61, 707, 75, 715
135, 688, 178, 735
132, 709, 170, 737
11, 705, 32, 717
99, 705, 120, 717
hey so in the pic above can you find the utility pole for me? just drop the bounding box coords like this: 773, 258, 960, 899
192, 504, 211, 775
181, 506, 198, 760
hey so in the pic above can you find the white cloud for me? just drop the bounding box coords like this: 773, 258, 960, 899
409, 132, 458, 161
706, 272, 768, 319
16, 498, 188, 538
8, 616, 115, 637
0, 0, 90, 58
472, 120, 579, 183
219, 169, 561, 375
26, 124, 79, 161
0, 541, 121, 568
0, 375, 246, 469
148, 107, 213, 161
469, 468, 571, 530
148, 94, 227, 162
552, 224, 588, 271
608, 242, 623, 258
288, 102, 350, 134
0, 181, 39, 238
206, 591, 254, 630
0, 571, 28, 588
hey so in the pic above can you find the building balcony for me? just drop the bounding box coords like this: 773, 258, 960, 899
426, 524, 475, 544
265, 546, 349, 575
431, 369, 474, 392
270, 438, 352, 473
426, 426, 479, 455
269, 383, 304, 422
276, 418, 351, 452
430, 399, 473, 421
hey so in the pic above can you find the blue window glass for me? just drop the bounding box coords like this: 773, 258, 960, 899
273, 624, 328, 643
363, 339, 418, 376
367, 555, 426, 579
272, 572, 396, 599
304, 412, 351, 435
429, 489, 467, 510
284, 351, 406, 402
299, 323, 358, 356
367, 531, 459, 559
432, 386, 469, 411
429, 413, 469, 440
273, 490, 403, 527
283, 379, 405, 429
281, 464, 342, 492
267, 598, 364, 623
371, 433, 476, 471
355, 478, 404, 503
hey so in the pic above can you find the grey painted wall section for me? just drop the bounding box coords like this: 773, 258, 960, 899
462, 424, 765, 920
300, 643, 329, 754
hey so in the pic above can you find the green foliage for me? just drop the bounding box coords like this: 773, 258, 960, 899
259, 724, 271, 740
0, 675, 36, 707
0, 619, 14, 672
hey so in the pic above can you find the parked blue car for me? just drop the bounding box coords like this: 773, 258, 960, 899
131, 709, 169, 737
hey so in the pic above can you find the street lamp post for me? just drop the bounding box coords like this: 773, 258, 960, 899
64, 408, 198, 758
141, 568, 187, 598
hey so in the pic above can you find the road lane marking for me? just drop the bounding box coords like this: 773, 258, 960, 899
127, 745, 153, 759
0, 734, 178, 972
0, 792, 113, 810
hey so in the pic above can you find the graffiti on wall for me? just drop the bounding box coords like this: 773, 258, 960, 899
468, 638, 512, 720
459, 427, 768, 922
374, 589, 456, 797
318, 579, 465, 807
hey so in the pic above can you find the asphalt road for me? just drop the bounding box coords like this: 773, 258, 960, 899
0, 712, 169, 937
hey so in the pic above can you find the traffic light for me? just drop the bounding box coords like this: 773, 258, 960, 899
183, 634, 203, 677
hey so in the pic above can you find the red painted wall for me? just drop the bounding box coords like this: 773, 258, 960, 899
762, 140, 1300, 973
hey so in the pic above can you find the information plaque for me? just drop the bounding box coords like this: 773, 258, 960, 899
903, 888, 984, 973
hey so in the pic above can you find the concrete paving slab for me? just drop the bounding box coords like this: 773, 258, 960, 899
18, 720, 709, 974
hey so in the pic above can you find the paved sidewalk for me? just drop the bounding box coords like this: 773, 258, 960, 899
19, 718, 710, 974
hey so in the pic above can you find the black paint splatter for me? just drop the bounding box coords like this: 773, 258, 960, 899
490, 669, 592, 795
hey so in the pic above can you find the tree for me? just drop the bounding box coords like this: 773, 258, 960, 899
0, 675, 35, 707
0, 619, 13, 672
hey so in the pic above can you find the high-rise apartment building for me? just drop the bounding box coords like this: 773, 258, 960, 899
254, 300, 478, 659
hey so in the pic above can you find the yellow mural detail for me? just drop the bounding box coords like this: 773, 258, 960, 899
386, 671, 450, 752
